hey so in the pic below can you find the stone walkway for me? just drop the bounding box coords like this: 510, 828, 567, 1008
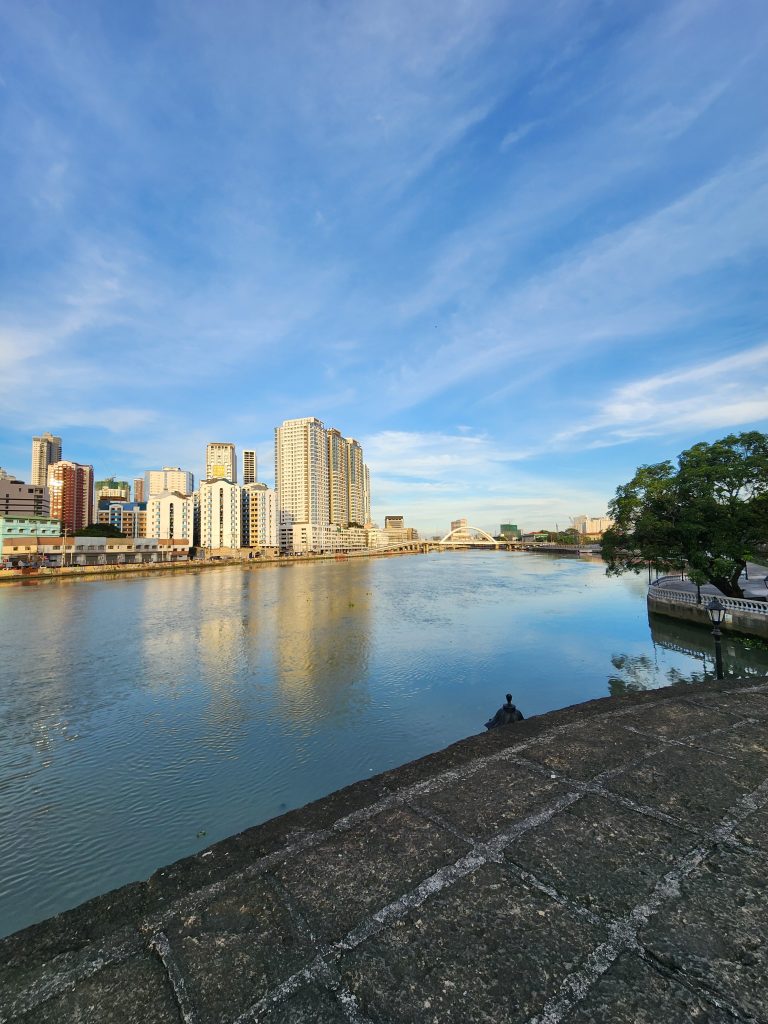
2, 679, 768, 1023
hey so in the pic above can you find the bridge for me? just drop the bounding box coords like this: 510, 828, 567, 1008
436, 524, 500, 548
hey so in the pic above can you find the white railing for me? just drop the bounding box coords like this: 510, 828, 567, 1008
648, 586, 768, 615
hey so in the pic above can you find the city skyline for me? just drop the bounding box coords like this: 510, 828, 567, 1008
1, 2, 767, 535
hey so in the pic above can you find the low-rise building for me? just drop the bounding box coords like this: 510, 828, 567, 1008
0, 477, 50, 517
0, 515, 61, 563
95, 478, 130, 503
2, 534, 189, 567
96, 501, 147, 537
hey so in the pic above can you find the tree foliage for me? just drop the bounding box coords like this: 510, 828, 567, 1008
601, 432, 768, 597
78, 523, 126, 538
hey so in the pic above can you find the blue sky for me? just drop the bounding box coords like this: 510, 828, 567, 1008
1, 0, 766, 536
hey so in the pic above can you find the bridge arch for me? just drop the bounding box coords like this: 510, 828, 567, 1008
438, 525, 499, 546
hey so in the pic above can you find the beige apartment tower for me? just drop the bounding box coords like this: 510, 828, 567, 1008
206, 443, 236, 483
31, 433, 62, 487
145, 467, 194, 498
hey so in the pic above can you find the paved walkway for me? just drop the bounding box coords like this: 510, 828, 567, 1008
2, 679, 768, 1024
656, 561, 768, 601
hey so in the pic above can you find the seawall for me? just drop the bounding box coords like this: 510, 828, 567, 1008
2, 677, 768, 1022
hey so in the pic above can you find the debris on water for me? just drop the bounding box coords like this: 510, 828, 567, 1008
196, 830, 207, 838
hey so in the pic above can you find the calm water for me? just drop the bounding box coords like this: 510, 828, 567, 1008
1, 551, 767, 937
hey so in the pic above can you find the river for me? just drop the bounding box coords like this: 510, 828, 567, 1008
1, 550, 766, 937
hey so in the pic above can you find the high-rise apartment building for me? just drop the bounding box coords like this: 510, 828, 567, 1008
133, 477, 145, 502
199, 479, 241, 549
47, 461, 94, 533
96, 501, 147, 538
145, 467, 194, 498
275, 417, 329, 536
242, 449, 257, 485
147, 492, 194, 546
31, 433, 62, 487
275, 416, 372, 552
206, 443, 236, 483
242, 483, 278, 548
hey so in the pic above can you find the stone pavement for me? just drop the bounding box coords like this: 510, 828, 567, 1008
2, 679, 768, 1024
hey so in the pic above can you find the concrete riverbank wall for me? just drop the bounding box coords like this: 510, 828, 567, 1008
648, 585, 768, 640
3, 677, 768, 1023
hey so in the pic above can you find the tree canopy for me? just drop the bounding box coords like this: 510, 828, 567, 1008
601, 432, 768, 597
78, 523, 126, 538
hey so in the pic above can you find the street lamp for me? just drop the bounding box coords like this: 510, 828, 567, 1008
707, 597, 726, 680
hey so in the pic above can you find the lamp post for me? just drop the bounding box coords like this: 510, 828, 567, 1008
707, 597, 726, 680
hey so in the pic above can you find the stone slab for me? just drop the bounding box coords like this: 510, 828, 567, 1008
410, 760, 568, 839
693, 720, 768, 770
271, 806, 469, 944
618, 701, 736, 739
339, 863, 606, 1024
256, 983, 352, 1023
563, 952, 733, 1023
640, 847, 768, 1021
732, 801, 768, 851
604, 743, 766, 829
506, 794, 691, 918
12, 954, 180, 1024
686, 690, 768, 720
518, 719, 664, 781
161, 874, 314, 1024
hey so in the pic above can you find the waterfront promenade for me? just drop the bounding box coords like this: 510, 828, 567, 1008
2, 677, 767, 1023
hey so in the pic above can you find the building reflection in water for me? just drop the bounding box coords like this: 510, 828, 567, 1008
273, 561, 372, 729
608, 612, 768, 695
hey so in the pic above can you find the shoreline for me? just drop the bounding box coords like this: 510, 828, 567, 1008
0, 545, 425, 585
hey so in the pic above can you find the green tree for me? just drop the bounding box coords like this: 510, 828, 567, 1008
77, 523, 126, 538
602, 432, 768, 597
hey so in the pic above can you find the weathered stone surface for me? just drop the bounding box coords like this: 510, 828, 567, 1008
339, 864, 606, 1024
506, 795, 690, 918
519, 719, 664, 780
563, 952, 733, 1023
619, 701, 735, 738
604, 743, 765, 829
256, 984, 352, 1023
410, 760, 567, 839
161, 875, 314, 1024
1, 679, 766, 1024
16, 955, 180, 1024
640, 847, 768, 1021
270, 806, 469, 944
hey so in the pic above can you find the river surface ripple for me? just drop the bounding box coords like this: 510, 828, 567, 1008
1, 550, 766, 937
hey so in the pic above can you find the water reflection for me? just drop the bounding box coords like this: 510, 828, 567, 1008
608, 613, 768, 695
274, 562, 372, 727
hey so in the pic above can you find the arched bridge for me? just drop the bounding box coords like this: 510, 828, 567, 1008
437, 525, 500, 548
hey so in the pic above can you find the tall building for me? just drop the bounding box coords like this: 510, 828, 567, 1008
96, 478, 130, 503
31, 433, 62, 487
96, 501, 147, 538
242, 449, 257, 486
147, 492, 194, 545
47, 461, 94, 533
327, 429, 350, 528
275, 417, 329, 538
242, 483, 278, 548
199, 479, 241, 549
145, 467, 194, 498
0, 477, 50, 517
275, 416, 373, 552
364, 464, 371, 524
206, 443, 236, 483
133, 477, 145, 502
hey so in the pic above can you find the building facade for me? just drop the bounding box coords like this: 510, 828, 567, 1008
0, 515, 61, 563
47, 461, 94, 533
96, 478, 130, 503
198, 479, 241, 549
146, 492, 194, 546
275, 417, 329, 545
30, 432, 62, 487
205, 443, 236, 483
0, 478, 50, 517
242, 449, 257, 486
133, 477, 145, 502
242, 483, 278, 548
96, 501, 147, 537
145, 467, 194, 498
572, 515, 614, 537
